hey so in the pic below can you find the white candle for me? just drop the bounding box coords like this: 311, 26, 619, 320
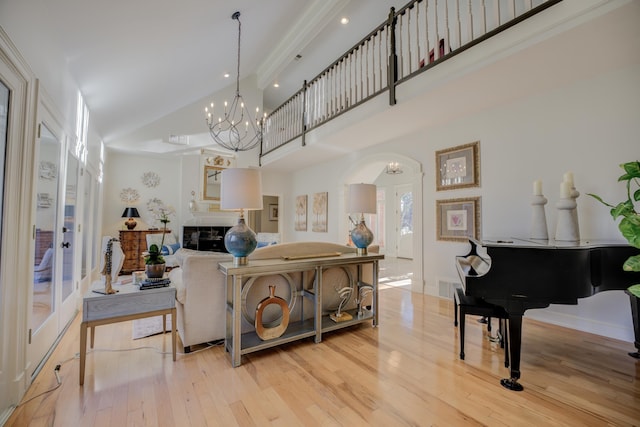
533, 180, 542, 196
563, 171, 574, 188
560, 181, 571, 198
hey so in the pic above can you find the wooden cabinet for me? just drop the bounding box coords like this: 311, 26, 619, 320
119, 230, 170, 274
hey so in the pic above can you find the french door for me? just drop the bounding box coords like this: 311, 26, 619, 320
29, 114, 79, 376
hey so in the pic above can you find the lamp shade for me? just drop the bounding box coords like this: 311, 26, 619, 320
220, 168, 263, 210
121, 207, 140, 218
348, 183, 376, 214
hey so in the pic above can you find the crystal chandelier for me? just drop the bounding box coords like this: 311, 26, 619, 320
386, 161, 403, 174
205, 12, 264, 152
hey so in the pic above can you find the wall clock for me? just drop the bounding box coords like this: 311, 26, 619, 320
142, 171, 160, 188
119, 187, 140, 204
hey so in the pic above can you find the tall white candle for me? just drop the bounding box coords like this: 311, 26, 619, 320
560, 181, 571, 198
563, 171, 574, 188
533, 180, 542, 196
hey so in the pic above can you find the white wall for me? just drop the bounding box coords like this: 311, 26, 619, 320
102, 151, 182, 240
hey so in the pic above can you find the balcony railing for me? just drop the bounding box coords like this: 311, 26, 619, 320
261, 0, 562, 161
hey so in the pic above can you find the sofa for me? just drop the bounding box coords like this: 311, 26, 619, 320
168, 242, 379, 352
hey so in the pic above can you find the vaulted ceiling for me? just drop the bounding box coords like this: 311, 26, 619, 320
1, 0, 406, 150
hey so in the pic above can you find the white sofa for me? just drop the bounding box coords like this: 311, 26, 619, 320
168, 242, 379, 352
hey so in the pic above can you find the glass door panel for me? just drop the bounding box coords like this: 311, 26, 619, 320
397, 184, 413, 259
62, 154, 78, 302
32, 124, 60, 331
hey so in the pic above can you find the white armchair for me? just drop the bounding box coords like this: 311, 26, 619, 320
146, 233, 181, 268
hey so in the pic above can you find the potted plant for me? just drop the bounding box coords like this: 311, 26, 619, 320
588, 160, 640, 275
588, 160, 640, 358
144, 207, 172, 278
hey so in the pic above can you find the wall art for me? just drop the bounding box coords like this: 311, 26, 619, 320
436, 141, 480, 191
312, 192, 328, 232
436, 197, 481, 241
295, 195, 307, 231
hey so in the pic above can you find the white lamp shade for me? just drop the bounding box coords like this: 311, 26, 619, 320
220, 168, 263, 210
348, 183, 376, 214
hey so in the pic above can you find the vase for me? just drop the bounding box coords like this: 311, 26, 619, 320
145, 263, 166, 279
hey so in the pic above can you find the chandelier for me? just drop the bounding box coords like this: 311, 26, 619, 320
386, 161, 403, 175
205, 11, 264, 152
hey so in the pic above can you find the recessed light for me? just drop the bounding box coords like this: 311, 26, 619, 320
273, 82, 279, 88
341, 17, 349, 25
223, 73, 230, 78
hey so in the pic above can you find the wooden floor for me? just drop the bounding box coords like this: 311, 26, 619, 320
6, 285, 640, 426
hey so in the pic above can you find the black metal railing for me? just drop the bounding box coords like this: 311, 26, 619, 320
261, 0, 562, 161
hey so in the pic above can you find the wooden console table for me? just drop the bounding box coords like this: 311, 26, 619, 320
79, 282, 176, 385
119, 229, 170, 273
219, 253, 382, 367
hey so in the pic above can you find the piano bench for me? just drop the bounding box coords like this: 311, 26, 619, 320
453, 283, 509, 366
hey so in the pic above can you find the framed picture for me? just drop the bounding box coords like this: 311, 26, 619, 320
436, 197, 481, 241
312, 192, 328, 232
435, 141, 480, 191
268, 204, 278, 221
295, 195, 307, 231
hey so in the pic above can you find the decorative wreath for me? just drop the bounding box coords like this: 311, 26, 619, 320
119, 187, 140, 203
141, 171, 160, 188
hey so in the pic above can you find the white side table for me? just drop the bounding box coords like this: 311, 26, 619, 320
79, 281, 176, 385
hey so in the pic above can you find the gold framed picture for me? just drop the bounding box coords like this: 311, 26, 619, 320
436, 197, 481, 241
435, 141, 480, 191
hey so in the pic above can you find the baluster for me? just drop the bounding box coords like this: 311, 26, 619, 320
377, 31, 382, 89
482, 0, 487, 35
407, 8, 412, 75
434, 0, 440, 61
366, 40, 370, 98
456, 0, 461, 50
509, 0, 516, 21
468, 0, 473, 42
425, 0, 430, 64
444, 0, 450, 55
494, 0, 501, 28
398, 13, 403, 79
414, 4, 420, 73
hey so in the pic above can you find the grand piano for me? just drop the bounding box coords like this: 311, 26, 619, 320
456, 237, 640, 391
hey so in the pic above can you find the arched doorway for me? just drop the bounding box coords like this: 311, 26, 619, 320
339, 153, 423, 293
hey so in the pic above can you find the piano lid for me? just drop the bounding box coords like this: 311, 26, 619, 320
477, 237, 631, 249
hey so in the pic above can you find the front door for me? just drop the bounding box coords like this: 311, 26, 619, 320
396, 184, 413, 259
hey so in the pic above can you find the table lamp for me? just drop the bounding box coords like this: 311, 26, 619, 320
348, 183, 376, 255
221, 168, 263, 266
121, 207, 140, 230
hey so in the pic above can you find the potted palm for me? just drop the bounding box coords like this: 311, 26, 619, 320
588, 160, 640, 358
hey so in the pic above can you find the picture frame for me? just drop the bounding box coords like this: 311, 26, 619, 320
312, 192, 328, 232
436, 197, 481, 241
203, 165, 223, 201
435, 141, 480, 191
295, 195, 307, 231
268, 204, 278, 221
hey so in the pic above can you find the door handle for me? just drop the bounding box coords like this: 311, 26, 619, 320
61, 242, 70, 248
62, 227, 69, 233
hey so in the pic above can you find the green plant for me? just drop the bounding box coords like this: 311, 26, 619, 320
145, 243, 165, 265
588, 161, 640, 275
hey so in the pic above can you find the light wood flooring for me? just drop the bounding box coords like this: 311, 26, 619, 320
6, 268, 640, 426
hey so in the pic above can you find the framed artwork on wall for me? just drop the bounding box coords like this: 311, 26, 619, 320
436, 197, 481, 241
435, 141, 480, 191
268, 204, 279, 221
312, 192, 328, 232
295, 195, 307, 231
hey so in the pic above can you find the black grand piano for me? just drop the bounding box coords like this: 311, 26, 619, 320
456, 237, 640, 391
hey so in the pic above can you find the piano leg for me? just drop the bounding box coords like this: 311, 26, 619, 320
500, 315, 524, 391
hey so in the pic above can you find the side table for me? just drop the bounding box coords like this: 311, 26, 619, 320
80, 281, 176, 385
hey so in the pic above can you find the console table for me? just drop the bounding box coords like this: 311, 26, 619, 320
119, 229, 170, 273
79, 282, 176, 385
219, 253, 382, 367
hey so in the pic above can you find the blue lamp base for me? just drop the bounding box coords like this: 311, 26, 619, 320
351, 220, 374, 255
224, 217, 257, 266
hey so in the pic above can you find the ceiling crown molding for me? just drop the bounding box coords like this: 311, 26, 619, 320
256, 0, 351, 90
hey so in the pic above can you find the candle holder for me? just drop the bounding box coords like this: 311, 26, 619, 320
530, 194, 549, 240
555, 197, 579, 241
570, 186, 580, 241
